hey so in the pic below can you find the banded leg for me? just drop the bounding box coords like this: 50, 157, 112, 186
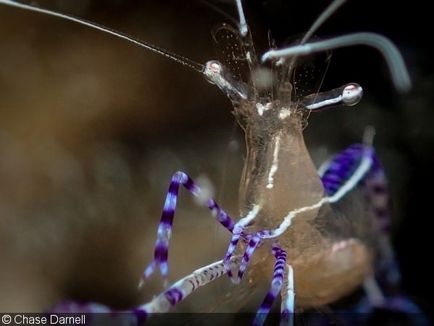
253, 244, 287, 326
280, 265, 295, 326
319, 143, 371, 196
223, 205, 261, 279
320, 144, 424, 317
138, 255, 241, 318
52, 256, 241, 322
319, 144, 400, 287
319, 143, 391, 231
144, 171, 235, 280
234, 234, 261, 282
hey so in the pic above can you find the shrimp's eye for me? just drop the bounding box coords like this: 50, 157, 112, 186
342, 83, 363, 106
203, 60, 224, 85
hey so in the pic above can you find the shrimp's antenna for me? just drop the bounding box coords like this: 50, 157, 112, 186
300, 0, 348, 44
262, 32, 411, 92
283, 0, 348, 90
235, 0, 248, 37
198, 0, 239, 27
233, 0, 259, 93
0, 0, 204, 73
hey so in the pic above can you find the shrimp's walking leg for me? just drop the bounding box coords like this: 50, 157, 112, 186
51, 256, 241, 322
144, 171, 235, 280
361, 160, 425, 316
320, 143, 400, 286
318, 143, 371, 196
223, 205, 261, 280
138, 256, 241, 318
280, 265, 295, 326
253, 244, 287, 326
320, 144, 426, 317
361, 156, 402, 287
319, 144, 400, 285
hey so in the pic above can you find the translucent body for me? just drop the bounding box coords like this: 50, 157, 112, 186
234, 96, 373, 307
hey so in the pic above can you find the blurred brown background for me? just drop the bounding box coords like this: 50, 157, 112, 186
0, 0, 432, 316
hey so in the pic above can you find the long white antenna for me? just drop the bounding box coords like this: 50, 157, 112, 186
282, 0, 348, 82
235, 0, 248, 37
300, 0, 348, 44
262, 32, 411, 92
0, 0, 204, 73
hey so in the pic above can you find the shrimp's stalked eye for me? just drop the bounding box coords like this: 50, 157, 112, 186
342, 83, 363, 106
203, 60, 224, 84
301, 82, 363, 111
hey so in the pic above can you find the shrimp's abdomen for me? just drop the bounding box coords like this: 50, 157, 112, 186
292, 238, 371, 307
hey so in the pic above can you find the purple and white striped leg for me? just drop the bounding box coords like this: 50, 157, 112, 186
319, 143, 423, 316
280, 264, 295, 326
319, 143, 371, 196
137, 255, 241, 318
144, 171, 235, 280
319, 143, 391, 233
253, 244, 287, 326
223, 205, 261, 279
52, 256, 242, 324
319, 145, 400, 287
235, 234, 261, 282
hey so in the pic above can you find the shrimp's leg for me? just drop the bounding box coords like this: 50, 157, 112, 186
225, 234, 261, 283
223, 205, 261, 279
253, 244, 287, 326
318, 143, 370, 196
138, 256, 241, 317
280, 264, 295, 326
362, 276, 421, 312
144, 171, 235, 281
51, 256, 241, 323
320, 144, 426, 318
360, 159, 426, 317
319, 144, 400, 286
360, 155, 402, 287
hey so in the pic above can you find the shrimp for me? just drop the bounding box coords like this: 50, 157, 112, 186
0, 0, 424, 324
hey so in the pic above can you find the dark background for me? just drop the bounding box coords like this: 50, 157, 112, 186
0, 0, 432, 317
